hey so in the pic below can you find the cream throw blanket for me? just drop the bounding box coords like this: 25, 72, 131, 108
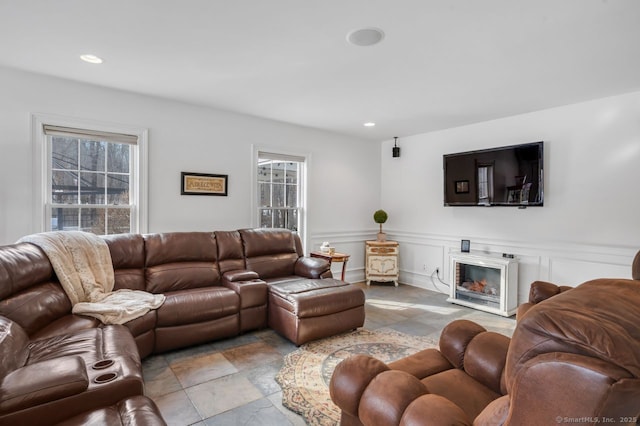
19, 231, 165, 325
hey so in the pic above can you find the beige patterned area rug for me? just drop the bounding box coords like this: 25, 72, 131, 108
275, 328, 438, 426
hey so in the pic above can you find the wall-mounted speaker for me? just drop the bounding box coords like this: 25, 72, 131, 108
392, 136, 400, 158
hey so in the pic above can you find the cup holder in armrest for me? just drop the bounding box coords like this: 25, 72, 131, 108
94, 372, 118, 384
92, 359, 115, 370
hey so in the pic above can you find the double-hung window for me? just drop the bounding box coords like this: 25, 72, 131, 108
33, 116, 147, 236
256, 151, 306, 238
477, 164, 494, 205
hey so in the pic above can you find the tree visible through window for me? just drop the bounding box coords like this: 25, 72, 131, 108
46, 126, 137, 235
256, 152, 305, 234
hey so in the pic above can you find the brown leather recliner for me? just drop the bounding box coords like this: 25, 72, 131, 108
0, 316, 144, 425
330, 276, 640, 425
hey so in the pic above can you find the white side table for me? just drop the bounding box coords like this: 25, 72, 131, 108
365, 240, 399, 286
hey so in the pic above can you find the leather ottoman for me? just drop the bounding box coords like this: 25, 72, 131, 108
267, 278, 365, 345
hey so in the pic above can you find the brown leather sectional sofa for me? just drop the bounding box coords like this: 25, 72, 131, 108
329, 253, 640, 425
0, 228, 365, 425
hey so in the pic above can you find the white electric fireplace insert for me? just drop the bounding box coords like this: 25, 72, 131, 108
448, 251, 518, 317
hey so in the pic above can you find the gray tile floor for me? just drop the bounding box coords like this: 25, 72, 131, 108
142, 283, 516, 425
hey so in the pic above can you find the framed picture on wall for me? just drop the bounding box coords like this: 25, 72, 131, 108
455, 180, 469, 194
181, 172, 228, 196
461, 239, 470, 253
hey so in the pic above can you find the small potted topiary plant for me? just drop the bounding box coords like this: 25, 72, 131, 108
373, 209, 388, 242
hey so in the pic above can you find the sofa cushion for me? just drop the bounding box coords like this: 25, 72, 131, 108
121, 310, 157, 338
0, 282, 73, 336
421, 369, 500, 421
462, 331, 510, 395
144, 232, 217, 267
240, 228, 297, 258
268, 278, 364, 318
0, 317, 30, 377
215, 230, 245, 274
240, 229, 298, 279
0, 244, 75, 337
28, 325, 141, 368
156, 288, 239, 327
0, 243, 54, 300
30, 314, 101, 341
103, 234, 146, 291
144, 232, 220, 293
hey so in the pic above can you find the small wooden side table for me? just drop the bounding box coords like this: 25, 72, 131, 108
310, 251, 351, 281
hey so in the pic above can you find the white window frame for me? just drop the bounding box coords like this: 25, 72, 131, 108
31, 113, 148, 234
251, 146, 309, 252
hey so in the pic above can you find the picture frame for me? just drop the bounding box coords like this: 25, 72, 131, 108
461, 239, 470, 253
181, 172, 228, 196
455, 180, 469, 194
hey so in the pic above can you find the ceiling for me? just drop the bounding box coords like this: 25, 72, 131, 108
1, 0, 640, 141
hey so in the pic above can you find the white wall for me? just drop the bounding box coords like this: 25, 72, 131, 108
3, 66, 638, 294
380, 91, 640, 301
0, 66, 381, 255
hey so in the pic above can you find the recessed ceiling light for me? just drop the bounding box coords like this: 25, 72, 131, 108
80, 54, 103, 64
347, 28, 385, 47
363, 122, 376, 127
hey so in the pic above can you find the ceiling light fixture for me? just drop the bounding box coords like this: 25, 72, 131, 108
363, 122, 376, 127
347, 28, 385, 47
80, 54, 103, 64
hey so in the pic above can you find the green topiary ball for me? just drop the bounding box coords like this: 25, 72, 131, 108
373, 209, 388, 224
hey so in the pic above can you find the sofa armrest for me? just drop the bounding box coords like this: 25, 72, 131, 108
358, 370, 430, 426
222, 270, 267, 309
437, 320, 510, 394
519, 281, 575, 320
528, 280, 573, 304
330, 354, 390, 417
438, 319, 487, 369
222, 269, 260, 283
294, 256, 331, 279
474, 395, 510, 426
0, 356, 89, 414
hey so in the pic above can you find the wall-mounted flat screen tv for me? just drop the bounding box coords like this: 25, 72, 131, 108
443, 141, 543, 207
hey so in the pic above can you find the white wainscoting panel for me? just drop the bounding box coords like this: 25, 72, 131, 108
308, 230, 374, 283
549, 257, 631, 285
311, 229, 638, 306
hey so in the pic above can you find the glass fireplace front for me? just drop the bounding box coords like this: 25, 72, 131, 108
448, 252, 518, 317
455, 262, 501, 309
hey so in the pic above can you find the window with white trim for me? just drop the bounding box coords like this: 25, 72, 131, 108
42, 124, 143, 235
256, 151, 306, 237
477, 163, 494, 205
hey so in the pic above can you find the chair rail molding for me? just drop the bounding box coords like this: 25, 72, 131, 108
385, 229, 636, 304
308, 229, 635, 303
